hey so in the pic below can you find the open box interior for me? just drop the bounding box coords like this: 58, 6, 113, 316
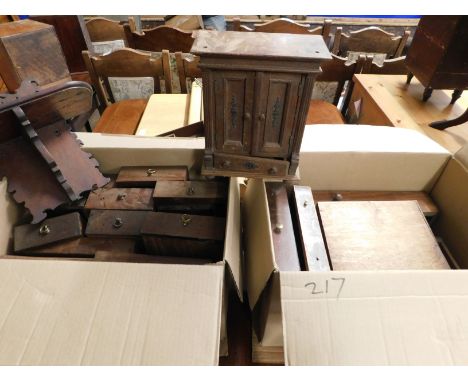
0, 133, 242, 365
244, 124, 468, 365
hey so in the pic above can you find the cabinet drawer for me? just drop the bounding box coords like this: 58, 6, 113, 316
214, 153, 289, 177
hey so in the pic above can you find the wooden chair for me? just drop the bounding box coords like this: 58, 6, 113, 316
307, 54, 365, 125
124, 24, 195, 52
82, 48, 172, 135
332, 27, 410, 61
85, 16, 136, 45
362, 56, 409, 75
233, 17, 332, 44
175, 52, 202, 93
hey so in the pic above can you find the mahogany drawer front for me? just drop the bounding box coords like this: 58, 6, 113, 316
21, 238, 136, 258
85, 188, 154, 211
213, 153, 289, 177
153, 180, 228, 207
14, 212, 83, 252
141, 212, 225, 260
115, 166, 188, 187
265, 182, 301, 271
85, 210, 149, 238
94, 251, 212, 265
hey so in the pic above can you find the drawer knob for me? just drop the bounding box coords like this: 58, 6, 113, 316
181, 214, 192, 226
274, 223, 284, 233
113, 218, 123, 229
258, 113, 266, 122
117, 193, 127, 200
146, 168, 157, 176
39, 224, 51, 236
187, 186, 195, 195
268, 167, 277, 175
244, 112, 251, 120
333, 193, 343, 201
244, 161, 258, 170
221, 160, 231, 168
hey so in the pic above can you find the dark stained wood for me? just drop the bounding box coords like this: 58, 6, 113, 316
312, 190, 439, 217
116, 166, 188, 187
124, 24, 194, 52
85, 187, 154, 210
318, 201, 450, 270
14, 212, 83, 252
29, 16, 91, 74
193, 30, 331, 178
85, 210, 149, 238
94, 251, 211, 264
0, 19, 71, 91
153, 180, 228, 215
20, 237, 136, 257
158, 120, 204, 137
175, 52, 201, 93
291, 186, 330, 271
332, 26, 409, 59
406, 16, 468, 102
362, 56, 408, 75
141, 211, 225, 260
265, 182, 301, 271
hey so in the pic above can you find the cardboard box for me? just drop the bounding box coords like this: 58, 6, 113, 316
244, 124, 468, 365
0, 133, 242, 365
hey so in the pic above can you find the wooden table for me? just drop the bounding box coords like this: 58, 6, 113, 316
348, 74, 468, 154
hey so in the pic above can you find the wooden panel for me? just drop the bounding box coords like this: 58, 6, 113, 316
213, 70, 254, 154
115, 166, 188, 187
20, 237, 136, 257
85, 210, 148, 238
265, 182, 301, 271
318, 201, 450, 270
85, 187, 154, 210
212, 153, 289, 178
253, 72, 301, 158
94, 251, 211, 264
313, 190, 439, 217
14, 212, 82, 252
291, 186, 330, 271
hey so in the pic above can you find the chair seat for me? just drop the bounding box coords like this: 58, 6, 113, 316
94, 99, 148, 134
306, 99, 345, 125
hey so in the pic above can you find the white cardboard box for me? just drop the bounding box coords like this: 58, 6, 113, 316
244, 125, 468, 365
0, 133, 242, 365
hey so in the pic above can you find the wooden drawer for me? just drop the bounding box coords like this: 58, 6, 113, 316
213, 153, 289, 178
141, 212, 226, 260
115, 166, 188, 187
85, 187, 154, 211
85, 210, 148, 238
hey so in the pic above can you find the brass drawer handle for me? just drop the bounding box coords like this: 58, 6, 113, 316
221, 160, 231, 168
146, 168, 156, 176
113, 217, 123, 228
268, 167, 277, 175
187, 186, 195, 195
181, 214, 192, 226
117, 193, 127, 200
39, 224, 51, 236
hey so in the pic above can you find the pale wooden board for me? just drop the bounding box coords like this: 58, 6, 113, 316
135, 94, 190, 137
353, 74, 468, 154
318, 200, 450, 271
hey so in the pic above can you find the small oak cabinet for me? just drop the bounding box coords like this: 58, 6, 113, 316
191, 30, 331, 178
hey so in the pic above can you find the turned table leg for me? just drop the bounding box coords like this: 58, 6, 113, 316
429, 107, 468, 130
422, 87, 433, 102
406, 72, 414, 85
451, 89, 463, 104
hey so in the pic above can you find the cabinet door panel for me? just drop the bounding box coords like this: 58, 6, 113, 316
253, 73, 302, 158
213, 71, 254, 154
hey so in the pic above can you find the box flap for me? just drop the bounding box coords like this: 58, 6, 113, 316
280, 270, 468, 365
223, 178, 243, 301
244, 178, 276, 309
454, 144, 468, 169
0, 260, 224, 365
77, 133, 204, 174
299, 125, 450, 191
0, 178, 20, 255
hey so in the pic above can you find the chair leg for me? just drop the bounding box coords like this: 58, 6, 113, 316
406, 72, 414, 85
450, 89, 463, 105
422, 87, 433, 102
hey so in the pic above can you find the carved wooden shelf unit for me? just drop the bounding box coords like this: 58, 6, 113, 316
191, 30, 331, 178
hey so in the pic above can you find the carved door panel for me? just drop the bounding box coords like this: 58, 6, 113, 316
252, 72, 302, 158
213, 70, 255, 154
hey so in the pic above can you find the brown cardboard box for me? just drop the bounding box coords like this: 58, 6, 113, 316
0, 134, 242, 365
244, 124, 468, 365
